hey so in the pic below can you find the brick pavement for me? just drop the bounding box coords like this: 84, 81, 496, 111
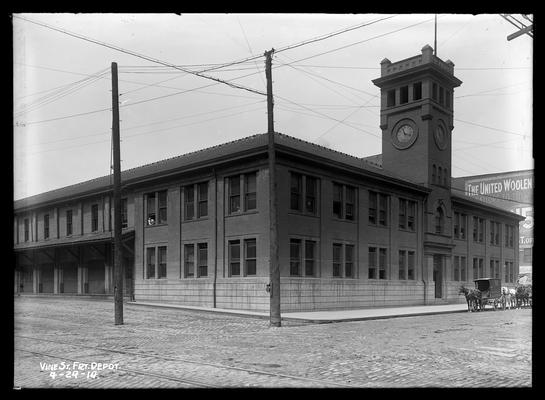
13, 296, 532, 388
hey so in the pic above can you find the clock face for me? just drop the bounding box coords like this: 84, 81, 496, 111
392, 120, 418, 149
434, 124, 448, 150
396, 124, 414, 143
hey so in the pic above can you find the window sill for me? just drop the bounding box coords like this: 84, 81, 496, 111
288, 211, 319, 218
332, 217, 357, 224
225, 210, 258, 218
398, 228, 416, 233
368, 223, 389, 229
145, 223, 168, 228
182, 217, 210, 223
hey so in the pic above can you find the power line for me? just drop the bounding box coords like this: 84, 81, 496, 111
13, 15, 267, 97
454, 118, 529, 138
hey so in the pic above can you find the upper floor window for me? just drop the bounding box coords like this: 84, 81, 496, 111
446, 90, 451, 108
369, 191, 388, 226
453, 212, 467, 239
386, 89, 395, 107
439, 86, 445, 105
121, 198, 128, 229
228, 172, 257, 214
44, 214, 49, 239
184, 182, 208, 220
413, 82, 422, 100
290, 172, 318, 214
146, 190, 168, 226
505, 224, 515, 248
333, 183, 356, 221
435, 207, 444, 234
24, 218, 29, 242
91, 204, 99, 232
490, 221, 501, 246
432, 82, 438, 101
400, 85, 409, 104
504, 261, 514, 283
66, 210, 73, 236
432, 164, 437, 183
473, 217, 484, 243
399, 198, 416, 231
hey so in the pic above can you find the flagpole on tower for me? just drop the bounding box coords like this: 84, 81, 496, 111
434, 14, 437, 56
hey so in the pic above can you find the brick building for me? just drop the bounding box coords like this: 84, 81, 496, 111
13, 45, 524, 311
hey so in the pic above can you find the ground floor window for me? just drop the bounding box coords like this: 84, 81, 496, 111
145, 246, 167, 279
290, 238, 318, 277
472, 257, 484, 279
399, 249, 415, 280
453, 256, 467, 281
369, 246, 387, 279
490, 259, 500, 280
228, 238, 257, 277
332, 242, 355, 278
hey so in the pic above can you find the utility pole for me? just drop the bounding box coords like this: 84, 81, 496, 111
265, 49, 281, 327
111, 62, 124, 325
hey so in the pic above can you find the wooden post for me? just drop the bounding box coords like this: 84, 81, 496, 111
265, 49, 281, 327
111, 62, 124, 325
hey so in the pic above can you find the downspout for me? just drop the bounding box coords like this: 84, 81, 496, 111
421, 198, 427, 304
213, 168, 217, 308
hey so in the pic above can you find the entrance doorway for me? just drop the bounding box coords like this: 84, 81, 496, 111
433, 255, 443, 299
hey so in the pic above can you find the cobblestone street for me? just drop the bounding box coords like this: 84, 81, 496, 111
13, 296, 532, 388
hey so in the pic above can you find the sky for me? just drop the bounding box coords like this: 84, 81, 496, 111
12, 13, 533, 200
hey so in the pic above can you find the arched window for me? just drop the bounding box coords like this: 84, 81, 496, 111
432, 164, 437, 183
438, 166, 442, 186
435, 207, 444, 234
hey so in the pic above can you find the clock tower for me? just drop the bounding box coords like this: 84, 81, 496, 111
372, 45, 463, 300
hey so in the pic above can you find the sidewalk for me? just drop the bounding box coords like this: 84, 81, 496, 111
128, 301, 469, 324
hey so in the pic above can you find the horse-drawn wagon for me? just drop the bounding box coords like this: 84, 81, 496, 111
474, 278, 503, 310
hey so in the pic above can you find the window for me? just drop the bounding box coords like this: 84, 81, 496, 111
369, 191, 388, 226
453, 256, 460, 281
332, 243, 342, 277
446, 90, 451, 108
245, 173, 257, 211
290, 173, 302, 211
24, 218, 29, 242
504, 261, 514, 283
444, 168, 448, 186
184, 185, 195, 220
435, 207, 444, 234
399, 198, 417, 231
146, 190, 168, 226
44, 214, 49, 239
228, 176, 240, 213
290, 239, 302, 276
473, 217, 484, 243
479, 258, 484, 278
432, 164, 437, 184
305, 240, 316, 276
439, 86, 445, 105
400, 85, 409, 104
184, 182, 208, 220
413, 82, 422, 100
490, 221, 501, 245
184, 244, 195, 278
399, 250, 406, 280
333, 183, 343, 218
121, 198, 128, 229
244, 239, 256, 276
473, 258, 482, 280
91, 204, 99, 232
158, 246, 167, 279
345, 245, 354, 278
66, 210, 73, 236
387, 89, 395, 107
460, 257, 466, 281
146, 247, 156, 279
368, 247, 377, 279
290, 173, 318, 215
228, 173, 257, 214
368, 246, 387, 280
198, 243, 208, 277
333, 183, 356, 220
408, 251, 415, 280
305, 176, 317, 214
490, 259, 500, 279
454, 212, 467, 239
432, 82, 438, 101
228, 238, 257, 277
228, 240, 241, 276
505, 224, 515, 248
438, 167, 442, 186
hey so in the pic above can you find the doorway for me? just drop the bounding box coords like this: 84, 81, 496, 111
433, 255, 443, 299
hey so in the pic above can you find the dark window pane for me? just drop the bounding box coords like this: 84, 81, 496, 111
229, 176, 241, 213
147, 247, 156, 279
290, 239, 301, 276
158, 247, 167, 278
245, 173, 257, 211
198, 243, 208, 277
184, 244, 194, 278
229, 240, 240, 276
147, 193, 156, 225
290, 173, 302, 211
185, 186, 194, 220
413, 82, 422, 100
333, 183, 343, 218
245, 239, 257, 276
305, 176, 317, 214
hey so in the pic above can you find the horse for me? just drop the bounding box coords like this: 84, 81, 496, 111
501, 287, 515, 310
459, 286, 482, 312
515, 285, 532, 308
